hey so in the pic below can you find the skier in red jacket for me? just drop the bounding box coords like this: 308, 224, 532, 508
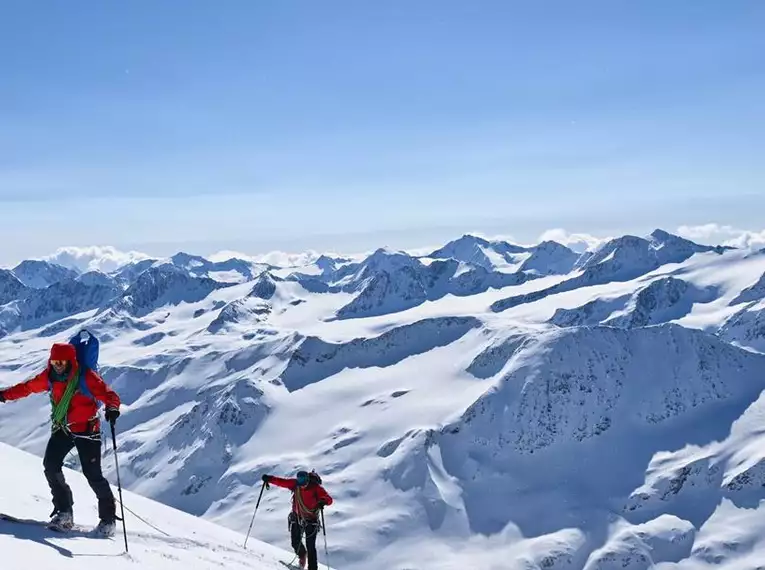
0, 342, 121, 535
262, 470, 333, 570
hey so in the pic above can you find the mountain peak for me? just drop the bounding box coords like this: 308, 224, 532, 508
315, 254, 337, 271
458, 233, 492, 246
429, 234, 528, 271
363, 248, 416, 269
249, 272, 280, 299
11, 260, 79, 289
120, 263, 227, 317
649, 228, 675, 242
535, 239, 569, 250
520, 240, 579, 275
76, 270, 120, 288
649, 228, 702, 248
170, 251, 208, 267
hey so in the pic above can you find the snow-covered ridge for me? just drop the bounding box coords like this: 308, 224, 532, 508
110, 258, 158, 288
520, 240, 580, 275
358, 322, 765, 568
731, 271, 765, 305
451, 324, 765, 455
208, 297, 271, 334
492, 229, 725, 312
0, 270, 28, 306
719, 299, 765, 352
429, 234, 526, 265
117, 264, 233, 318
0, 277, 122, 335
123, 378, 269, 514
319, 249, 529, 319
550, 277, 718, 329
429, 234, 580, 276
280, 316, 481, 391
165, 252, 269, 283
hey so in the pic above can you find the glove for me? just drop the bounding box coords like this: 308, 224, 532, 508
317, 499, 327, 509
262, 474, 271, 484
0, 391, 5, 403
105, 408, 120, 424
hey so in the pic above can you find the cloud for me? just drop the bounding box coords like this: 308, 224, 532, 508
404, 245, 442, 257
253, 250, 325, 267
44, 246, 154, 273
469, 232, 519, 244
208, 249, 322, 267
206, 250, 261, 263
208, 249, 336, 268
675, 223, 732, 240
537, 228, 610, 253
676, 224, 765, 249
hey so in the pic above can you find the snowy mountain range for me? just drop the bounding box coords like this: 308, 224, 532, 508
1, 229, 765, 570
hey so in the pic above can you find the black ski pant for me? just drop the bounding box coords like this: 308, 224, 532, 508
43, 428, 116, 522
289, 513, 320, 570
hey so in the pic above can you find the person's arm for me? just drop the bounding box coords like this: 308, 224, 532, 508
263, 475, 297, 491
0, 371, 49, 402
315, 485, 333, 507
83, 369, 121, 410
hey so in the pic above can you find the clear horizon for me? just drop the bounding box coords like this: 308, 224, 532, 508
2, 1, 764, 265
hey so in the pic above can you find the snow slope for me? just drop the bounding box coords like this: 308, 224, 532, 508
1, 229, 765, 570
719, 299, 765, 353
550, 277, 719, 329
0, 270, 28, 306
0, 441, 331, 570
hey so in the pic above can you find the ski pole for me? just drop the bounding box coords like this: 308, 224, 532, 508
110, 419, 129, 553
320, 508, 330, 570
243, 481, 267, 549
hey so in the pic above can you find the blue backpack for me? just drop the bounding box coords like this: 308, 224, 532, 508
65, 329, 101, 403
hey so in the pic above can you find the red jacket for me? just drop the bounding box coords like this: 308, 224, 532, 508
269, 476, 333, 520
1, 366, 120, 434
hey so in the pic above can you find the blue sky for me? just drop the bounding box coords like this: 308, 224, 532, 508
1, 0, 764, 264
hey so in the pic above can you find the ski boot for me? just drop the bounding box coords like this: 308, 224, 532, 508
93, 518, 116, 538
48, 510, 74, 532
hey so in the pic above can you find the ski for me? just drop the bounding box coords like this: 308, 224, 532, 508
0, 512, 109, 537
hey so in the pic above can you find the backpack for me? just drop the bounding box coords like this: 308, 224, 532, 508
70, 329, 100, 403
48, 329, 101, 404
70, 329, 99, 372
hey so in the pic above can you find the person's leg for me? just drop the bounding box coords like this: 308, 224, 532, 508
289, 514, 307, 565
304, 520, 320, 570
43, 430, 76, 516
74, 433, 116, 522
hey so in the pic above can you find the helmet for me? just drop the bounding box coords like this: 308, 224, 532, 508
296, 471, 309, 486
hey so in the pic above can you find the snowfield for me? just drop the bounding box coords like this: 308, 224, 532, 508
1, 229, 765, 570
0, 442, 329, 570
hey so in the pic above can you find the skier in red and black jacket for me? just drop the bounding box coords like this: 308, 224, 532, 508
262, 470, 333, 570
0, 342, 121, 535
